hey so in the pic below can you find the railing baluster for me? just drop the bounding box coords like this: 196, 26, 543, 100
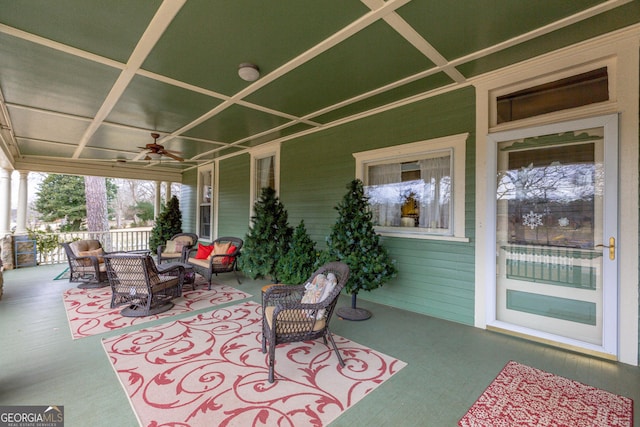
33, 229, 151, 265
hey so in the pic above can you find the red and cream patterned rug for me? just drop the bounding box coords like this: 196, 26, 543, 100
102, 301, 407, 427
459, 360, 633, 427
63, 279, 251, 339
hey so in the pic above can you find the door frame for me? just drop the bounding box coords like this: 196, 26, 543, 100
484, 114, 619, 357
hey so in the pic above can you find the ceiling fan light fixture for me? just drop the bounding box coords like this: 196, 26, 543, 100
238, 63, 260, 81
147, 152, 162, 160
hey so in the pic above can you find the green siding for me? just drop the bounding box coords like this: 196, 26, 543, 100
217, 154, 250, 239
280, 86, 477, 325
181, 87, 477, 325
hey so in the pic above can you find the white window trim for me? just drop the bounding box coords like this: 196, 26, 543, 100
353, 132, 469, 242
196, 163, 215, 241
249, 141, 281, 209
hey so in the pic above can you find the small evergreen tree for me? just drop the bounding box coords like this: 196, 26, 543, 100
149, 195, 182, 252
275, 220, 317, 284
239, 187, 293, 281
327, 179, 397, 320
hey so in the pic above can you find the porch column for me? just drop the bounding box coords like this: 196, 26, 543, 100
0, 168, 11, 236
165, 181, 171, 201
15, 170, 28, 235
154, 180, 161, 219
0, 168, 13, 270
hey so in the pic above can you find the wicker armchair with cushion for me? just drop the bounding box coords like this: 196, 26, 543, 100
103, 253, 184, 317
62, 240, 110, 288
186, 236, 243, 290
157, 233, 198, 264
261, 261, 350, 383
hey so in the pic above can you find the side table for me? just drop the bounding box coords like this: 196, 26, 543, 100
159, 262, 196, 292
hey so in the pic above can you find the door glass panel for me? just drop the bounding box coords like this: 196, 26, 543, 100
496, 128, 605, 345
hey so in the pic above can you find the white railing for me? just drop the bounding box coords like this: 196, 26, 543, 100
33, 228, 152, 265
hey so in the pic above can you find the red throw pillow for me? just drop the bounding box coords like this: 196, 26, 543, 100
222, 245, 237, 265
194, 243, 214, 259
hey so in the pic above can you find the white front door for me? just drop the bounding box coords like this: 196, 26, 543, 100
487, 114, 618, 357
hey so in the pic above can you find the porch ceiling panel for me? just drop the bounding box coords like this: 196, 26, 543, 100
396, 0, 606, 61
16, 138, 78, 159
0, 0, 162, 62
0, 0, 636, 180
183, 104, 292, 144
244, 20, 435, 118
8, 107, 89, 146
313, 72, 454, 125
106, 74, 223, 133
141, 1, 370, 96
0, 33, 120, 118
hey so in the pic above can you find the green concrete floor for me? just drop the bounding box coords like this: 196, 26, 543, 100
1, 264, 638, 426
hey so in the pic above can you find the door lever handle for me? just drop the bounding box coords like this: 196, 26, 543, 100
595, 237, 615, 260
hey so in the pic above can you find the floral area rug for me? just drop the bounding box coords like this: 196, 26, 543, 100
459, 360, 633, 427
63, 278, 251, 339
102, 301, 407, 427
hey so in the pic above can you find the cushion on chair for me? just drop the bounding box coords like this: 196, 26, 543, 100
164, 240, 177, 253
70, 240, 102, 253
78, 248, 105, 266
222, 245, 237, 266
76, 263, 107, 273
160, 252, 182, 260
187, 257, 210, 269
174, 241, 185, 253
315, 273, 338, 319
264, 306, 326, 333
301, 274, 328, 304
195, 243, 214, 259
209, 242, 231, 263
151, 276, 180, 293
174, 235, 194, 245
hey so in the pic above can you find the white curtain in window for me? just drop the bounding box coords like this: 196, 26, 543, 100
418, 156, 451, 229
256, 156, 273, 191
369, 163, 402, 226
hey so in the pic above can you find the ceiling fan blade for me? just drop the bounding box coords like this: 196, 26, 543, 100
162, 151, 184, 162
162, 148, 182, 154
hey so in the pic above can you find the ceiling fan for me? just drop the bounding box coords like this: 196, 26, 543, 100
139, 132, 184, 162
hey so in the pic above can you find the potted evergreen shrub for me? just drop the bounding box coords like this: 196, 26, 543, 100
239, 187, 293, 282
275, 219, 317, 285
149, 195, 182, 253
327, 179, 397, 320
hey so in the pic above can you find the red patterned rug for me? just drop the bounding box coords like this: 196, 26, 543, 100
102, 301, 407, 427
63, 279, 251, 339
459, 360, 633, 427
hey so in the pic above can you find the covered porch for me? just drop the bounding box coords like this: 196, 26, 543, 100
1, 264, 638, 426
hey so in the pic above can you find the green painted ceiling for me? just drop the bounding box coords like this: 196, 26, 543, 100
0, 0, 638, 176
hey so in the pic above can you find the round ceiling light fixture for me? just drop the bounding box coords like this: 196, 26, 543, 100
238, 62, 260, 82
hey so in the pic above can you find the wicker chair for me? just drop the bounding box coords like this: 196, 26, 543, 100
186, 236, 243, 290
103, 253, 184, 317
62, 240, 110, 288
261, 261, 350, 383
157, 232, 198, 264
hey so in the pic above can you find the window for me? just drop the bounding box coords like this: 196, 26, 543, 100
354, 133, 468, 240
197, 164, 214, 240
255, 156, 275, 193
250, 142, 280, 205
496, 67, 609, 124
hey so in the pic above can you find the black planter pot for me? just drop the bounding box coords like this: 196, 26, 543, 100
336, 292, 371, 321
